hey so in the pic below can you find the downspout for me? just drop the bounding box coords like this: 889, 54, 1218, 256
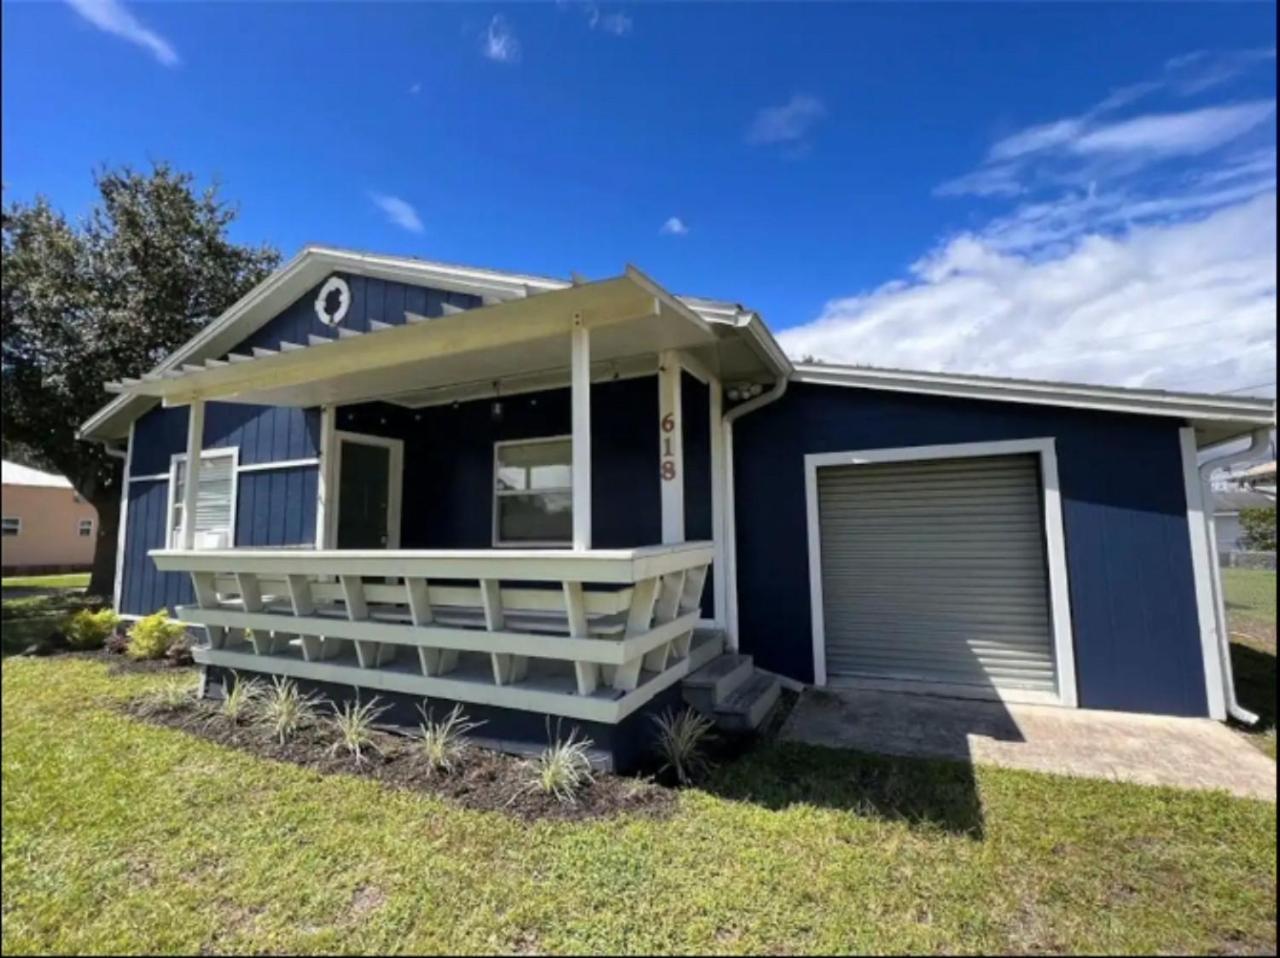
1199, 427, 1272, 725
720, 324, 791, 648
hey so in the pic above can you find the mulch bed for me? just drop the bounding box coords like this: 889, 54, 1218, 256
120, 697, 680, 823
73, 648, 192, 676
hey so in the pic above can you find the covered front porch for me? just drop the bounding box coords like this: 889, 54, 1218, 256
108, 266, 781, 732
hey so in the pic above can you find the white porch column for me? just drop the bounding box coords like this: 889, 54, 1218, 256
571, 319, 592, 551
180, 399, 206, 550
658, 350, 684, 544
709, 378, 726, 625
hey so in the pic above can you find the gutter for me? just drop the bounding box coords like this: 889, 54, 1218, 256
720, 321, 792, 648
1198, 427, 1273, 726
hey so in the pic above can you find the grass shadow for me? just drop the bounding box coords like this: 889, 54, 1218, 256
1230, 639, 1276, 737
703, 739, 988, 838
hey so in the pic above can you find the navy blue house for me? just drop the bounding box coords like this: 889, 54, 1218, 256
80, 247, 1275, 767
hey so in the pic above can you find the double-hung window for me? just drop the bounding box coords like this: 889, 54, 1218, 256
77, 519, 94, 537
493, 437, 573, 546
1, 517, 19, 537
169, 449, 237, 549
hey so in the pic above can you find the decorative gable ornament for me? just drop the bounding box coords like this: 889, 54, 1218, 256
314, 276, 351, 327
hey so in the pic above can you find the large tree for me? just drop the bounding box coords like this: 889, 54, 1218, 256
2, 164, 279, 598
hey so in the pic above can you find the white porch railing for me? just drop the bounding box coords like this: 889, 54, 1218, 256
151, 543, 715, 723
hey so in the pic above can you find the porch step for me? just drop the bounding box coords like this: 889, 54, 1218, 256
681, 651, 781, 733
714, 671, 782, 733
682, 653, 754, 713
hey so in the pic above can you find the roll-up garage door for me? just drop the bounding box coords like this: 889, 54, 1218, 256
816, 453, 1058, 700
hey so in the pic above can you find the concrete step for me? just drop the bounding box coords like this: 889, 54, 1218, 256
714, 671, 782, 733
683, 653, 754, 713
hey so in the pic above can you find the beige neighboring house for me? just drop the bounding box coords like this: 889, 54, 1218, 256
1, 461, 98, 575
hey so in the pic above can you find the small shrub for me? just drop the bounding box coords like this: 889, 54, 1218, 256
327, 697, 391, 764
259, 676, 322, 744
522, 725, 596, 804
218, 673, 263, 725
415, 702, 484, 776
1240, 506, 1276, 552
135, 677, 199, 716
63, 608, 120, 651
651, 708, 717, 785
127, 609, 187, 660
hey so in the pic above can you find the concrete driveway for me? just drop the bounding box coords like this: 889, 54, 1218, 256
781, 687, 1276, 801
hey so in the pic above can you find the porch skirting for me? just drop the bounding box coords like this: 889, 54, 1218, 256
200, 659, 700, 772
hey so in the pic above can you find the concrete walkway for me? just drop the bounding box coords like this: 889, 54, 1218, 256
780, 688, 1276, 801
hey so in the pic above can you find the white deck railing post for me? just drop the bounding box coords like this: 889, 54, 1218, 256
571, 319, 592, 551
153, 544, 715, 722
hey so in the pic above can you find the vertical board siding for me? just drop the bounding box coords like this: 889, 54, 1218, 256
233, 272, 482, 355
681, 371, 715, 617
236, 466, 318, 547
121, 478, 192, 616
131, 404, 319, 473
121, 403, 321, 616
733, 383, 1208, 717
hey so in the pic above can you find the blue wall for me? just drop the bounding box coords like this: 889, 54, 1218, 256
120, 266, 474, 616
733, 383, 1208, 718
681, 372, 714, 618
232, 272, 481, 355
337, 375, 663, 549
119, 403, 321, 616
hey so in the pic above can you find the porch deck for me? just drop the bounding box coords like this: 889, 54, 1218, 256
153, 542, 716, 724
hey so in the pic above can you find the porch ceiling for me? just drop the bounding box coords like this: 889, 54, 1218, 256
106, 269, 726, 409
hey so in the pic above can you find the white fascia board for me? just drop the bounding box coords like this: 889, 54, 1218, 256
793, 363, 1276, 425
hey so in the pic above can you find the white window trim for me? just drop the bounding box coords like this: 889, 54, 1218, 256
492, 434, 574, 548
78, 519, 95, 537
166, 447, 240, 550
803, 437, 1079, 708
324, 431, 404, 550
1, 516, 21, 536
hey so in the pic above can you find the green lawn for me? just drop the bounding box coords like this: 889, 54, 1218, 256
1, 577, 100, 657
0, 573, 91, 590
1225, 567, 1277, 758
2, 656, 1275, 955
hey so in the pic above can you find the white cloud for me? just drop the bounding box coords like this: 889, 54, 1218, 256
779, 192, 1277, 395
368, 192, 424, 234
1070, 101, 1275, 156
746, 94, 826, 146
483, 14, 521, 63
408, 81, 422, 95
586, 5, 632, 36
64, 0, 178, 66
660, 216, 688, 236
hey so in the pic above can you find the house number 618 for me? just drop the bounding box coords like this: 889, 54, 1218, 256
661, 412, 678, 481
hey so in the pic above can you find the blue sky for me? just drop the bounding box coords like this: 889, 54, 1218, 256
2, 1, 1276, 396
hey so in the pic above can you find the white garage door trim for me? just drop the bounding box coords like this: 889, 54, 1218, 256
804, 437, 1079, 707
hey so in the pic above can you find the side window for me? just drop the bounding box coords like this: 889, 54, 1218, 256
169, 450, 237, 548
493, 437, 573, 546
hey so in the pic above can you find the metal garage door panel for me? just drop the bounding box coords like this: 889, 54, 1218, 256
818, 453, 1057, 698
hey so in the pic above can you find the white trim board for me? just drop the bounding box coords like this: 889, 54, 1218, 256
793, 363, 1275, 426
803, 437, 1079, 708
1179, 427, 1228, 720
112, 421, 136, 613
